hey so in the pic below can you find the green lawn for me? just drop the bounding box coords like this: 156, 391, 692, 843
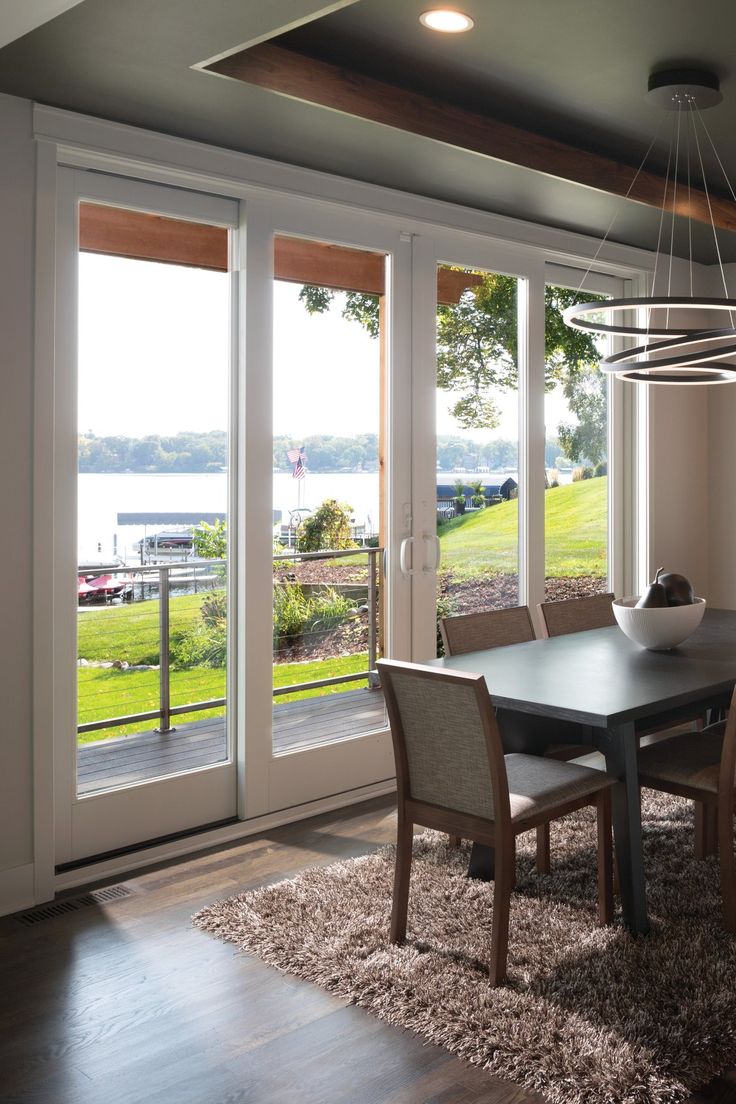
78, 591, 205, 665
78, 650, 368, 743
440, 476, 607, 579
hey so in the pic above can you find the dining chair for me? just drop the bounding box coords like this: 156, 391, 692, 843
636, 684, 736, 932
440, 605, 593, 872
538, 592, 714, 857
537, 593, 616, 638
378, 659, 615, 985
440, 605, 536, 655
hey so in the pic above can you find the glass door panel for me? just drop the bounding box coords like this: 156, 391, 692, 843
543, 285, 610, 599
76, 207, 232, 794
271, 235, 387, 753
435, 263, 520, 650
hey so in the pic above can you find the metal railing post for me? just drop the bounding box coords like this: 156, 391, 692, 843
368, 549, 379, 688
155, 566, 175, 734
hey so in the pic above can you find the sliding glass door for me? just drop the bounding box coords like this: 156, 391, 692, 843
255, 209, 411, 811
408, 241, 626, 659
54, 170, 240, 865
50, 174, 632, 858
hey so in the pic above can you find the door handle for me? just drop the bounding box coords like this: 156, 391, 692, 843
399, 537, 415, 577
422, 533, 441, 573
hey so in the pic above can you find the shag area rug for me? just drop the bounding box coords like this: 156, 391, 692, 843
193, 793, 736, 1104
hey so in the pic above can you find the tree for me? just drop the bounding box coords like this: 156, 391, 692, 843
298, 280, 606, 453
556, 363, 608, 465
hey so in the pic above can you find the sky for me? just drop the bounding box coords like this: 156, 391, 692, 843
78, 253, 578, 443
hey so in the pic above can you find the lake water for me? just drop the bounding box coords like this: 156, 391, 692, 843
78, 468, 571, 563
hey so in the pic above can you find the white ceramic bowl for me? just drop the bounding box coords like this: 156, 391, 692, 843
612, 596, 706, 651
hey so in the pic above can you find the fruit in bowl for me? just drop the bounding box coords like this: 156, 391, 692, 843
614, 593, 706, 651
636, 567, 696, 609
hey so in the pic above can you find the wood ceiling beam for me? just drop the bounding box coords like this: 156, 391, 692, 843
79, 204, 229, 271
207, 43, 736, 234
79, 205, 482, 302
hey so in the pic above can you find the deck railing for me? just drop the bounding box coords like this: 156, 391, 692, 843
77, 560, 227, 737
272, 546, 383, 697
77, 546, 383, 739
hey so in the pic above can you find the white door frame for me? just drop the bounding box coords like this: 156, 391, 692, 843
50, 168, 242, 865
408, 230, 545, 657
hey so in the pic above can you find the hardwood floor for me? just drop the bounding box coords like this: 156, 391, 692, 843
1, 797, 734, 1104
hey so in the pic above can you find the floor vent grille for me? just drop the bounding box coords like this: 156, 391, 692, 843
81, 884, 133, 905
14, 884, 134, 926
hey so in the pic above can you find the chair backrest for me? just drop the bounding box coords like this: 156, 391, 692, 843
440, 605, 535, 656
537, 593, 616, 638
378, 659, 509, 825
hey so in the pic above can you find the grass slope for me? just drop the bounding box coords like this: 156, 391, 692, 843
440, 475, 607, 578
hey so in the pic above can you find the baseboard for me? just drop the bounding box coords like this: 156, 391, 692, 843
54, 778, 397, 893
0, 863, 35, 918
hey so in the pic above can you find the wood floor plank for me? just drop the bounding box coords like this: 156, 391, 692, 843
0, 795, 731, 1103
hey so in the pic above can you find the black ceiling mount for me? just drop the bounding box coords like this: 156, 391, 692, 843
646, 68, 722, 110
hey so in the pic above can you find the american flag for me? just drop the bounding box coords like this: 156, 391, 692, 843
287, 446, 306, 480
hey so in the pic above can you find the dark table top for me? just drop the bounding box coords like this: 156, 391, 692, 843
429, 607, 736, 727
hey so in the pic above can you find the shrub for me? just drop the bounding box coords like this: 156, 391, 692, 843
297, 499, 356, 552
172, 589, 228, 669
453, 479, 466, 503
435, 591, 457, 657
273, 582, 354, 648
594, 460, 608, 477
173, 619, 227, 668
572, 465, 594, 481
193, 518, 227, 559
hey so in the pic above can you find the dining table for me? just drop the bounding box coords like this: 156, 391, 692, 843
429, 606, 736, 934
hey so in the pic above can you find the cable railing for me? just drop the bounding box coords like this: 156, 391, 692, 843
77, 546, 383, 740
77, 560, 226, 737
272, 546, 383, 697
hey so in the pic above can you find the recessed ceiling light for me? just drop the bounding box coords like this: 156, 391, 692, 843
419, 10, 474, 33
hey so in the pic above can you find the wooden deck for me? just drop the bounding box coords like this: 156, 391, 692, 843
77, 687, 387, 794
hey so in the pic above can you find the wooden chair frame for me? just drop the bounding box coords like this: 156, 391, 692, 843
379, 659, 613, 986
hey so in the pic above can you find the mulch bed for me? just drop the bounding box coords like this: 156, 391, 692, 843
273, 571, 609, 664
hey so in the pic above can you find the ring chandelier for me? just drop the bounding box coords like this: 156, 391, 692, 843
563, 69, 736, 385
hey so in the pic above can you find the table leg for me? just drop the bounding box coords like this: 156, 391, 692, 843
467, 843, 495, 881
597, 720, 649, 935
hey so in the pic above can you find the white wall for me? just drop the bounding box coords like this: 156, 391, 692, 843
0, 94, 36, 903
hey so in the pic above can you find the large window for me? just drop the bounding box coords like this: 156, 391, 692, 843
544, 284, 611, 600
434, 264, 520, 638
